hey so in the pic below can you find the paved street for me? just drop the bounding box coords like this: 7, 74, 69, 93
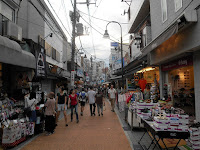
21, 101, 132, 150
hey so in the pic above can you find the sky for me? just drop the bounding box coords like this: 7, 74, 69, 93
45, 0, 130, 66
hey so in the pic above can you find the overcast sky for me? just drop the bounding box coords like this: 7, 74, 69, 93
45, 0, 130, 66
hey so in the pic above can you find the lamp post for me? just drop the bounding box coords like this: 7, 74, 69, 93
103, 21, 124, 89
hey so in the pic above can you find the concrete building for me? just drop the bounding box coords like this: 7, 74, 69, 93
17, 0, 70, 93
127, 0, 200, 121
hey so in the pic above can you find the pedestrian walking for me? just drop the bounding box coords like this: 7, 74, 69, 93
56, 87, 68, 127
108, 85, 117, 112
79, 88, 87, 116
87, 87, 96, 116
69, 89, 79, 123
45, 92, 56, 135
95, 89, 104, 116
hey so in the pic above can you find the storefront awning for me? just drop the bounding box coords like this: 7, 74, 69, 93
109, 76, 122, 81
0, 36, 36, 69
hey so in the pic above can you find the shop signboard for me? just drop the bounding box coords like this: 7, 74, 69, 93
161, 56, 193, 71
35, 47, 46, 77
71, 71, 75, 86
86, 76, 89, 82
111, 42, 119, 47
77, 67, 83, 77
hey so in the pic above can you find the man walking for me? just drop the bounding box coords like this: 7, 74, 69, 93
87, 87, 96, 116
108, 85, 116, 112
79, 88, 87, 116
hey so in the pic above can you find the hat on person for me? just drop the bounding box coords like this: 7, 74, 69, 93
47, 92, 55, 99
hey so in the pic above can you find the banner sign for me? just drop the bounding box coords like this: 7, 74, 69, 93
161, 56, 193, 71
36, 47, 46, 77
86, 76, 90, 82
71, 71, 75, 86
77, 67, 84, 77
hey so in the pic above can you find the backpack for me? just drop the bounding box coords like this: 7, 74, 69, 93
80, 92, 86, 99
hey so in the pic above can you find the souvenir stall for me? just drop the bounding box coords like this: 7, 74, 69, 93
0, 64, 45, 148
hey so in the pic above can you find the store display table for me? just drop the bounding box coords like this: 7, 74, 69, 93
138, 116, 190, 150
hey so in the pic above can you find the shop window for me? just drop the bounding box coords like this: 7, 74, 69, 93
174, 0, 182, 12
161, 0, 168, 22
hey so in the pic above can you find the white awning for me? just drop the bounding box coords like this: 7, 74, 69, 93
0, 35, 36, 69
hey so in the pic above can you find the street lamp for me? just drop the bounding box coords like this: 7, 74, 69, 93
103, 21, 124, 90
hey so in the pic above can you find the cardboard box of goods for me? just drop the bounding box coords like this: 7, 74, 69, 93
190, 135, 200, 141
168, 126, 178, 131
177, 126, 188, 132
179, 114, 189, 119
189, 128, 200, 136
154, 123, 168, 131
169, 117, 179, 126
154, 117, 169, 124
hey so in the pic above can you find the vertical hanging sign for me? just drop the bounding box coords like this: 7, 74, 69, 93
71, 71, 75, 86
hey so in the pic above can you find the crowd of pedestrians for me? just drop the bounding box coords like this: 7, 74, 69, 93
44, 85, 116, 136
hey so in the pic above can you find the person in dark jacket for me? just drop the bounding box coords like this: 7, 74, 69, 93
95, 89, 105, 116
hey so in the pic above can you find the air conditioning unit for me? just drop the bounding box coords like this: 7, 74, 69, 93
3, 20, 22, 41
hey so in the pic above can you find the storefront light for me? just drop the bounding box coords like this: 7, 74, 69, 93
137, 67, 156, 73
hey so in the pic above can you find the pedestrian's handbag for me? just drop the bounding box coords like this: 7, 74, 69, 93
103, 102, 106, 111
24, 99, 36, 117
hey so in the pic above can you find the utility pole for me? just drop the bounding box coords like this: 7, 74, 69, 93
71, 0, 96, 88
71, 0, 76, 72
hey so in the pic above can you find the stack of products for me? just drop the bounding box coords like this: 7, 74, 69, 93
187, 123, 200, 150
152, 113, 189, 132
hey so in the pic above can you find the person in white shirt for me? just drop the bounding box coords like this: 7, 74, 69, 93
108, 85, 116, 112
87, 87, 96, 116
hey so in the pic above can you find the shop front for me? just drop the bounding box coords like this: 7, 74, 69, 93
160, 56, 195, 116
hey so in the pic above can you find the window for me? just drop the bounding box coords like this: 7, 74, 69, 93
0, 1, 15, 21
161, 0, 168, 22
52, 48, 56, 60
174, 0, 182, 12
45, 42, 52, 57
56, 51, 60, 62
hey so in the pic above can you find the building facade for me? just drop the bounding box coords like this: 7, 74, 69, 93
127, 0, 200, 121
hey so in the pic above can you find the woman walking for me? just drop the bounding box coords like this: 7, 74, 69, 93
69, 89, 79, 123
95, 89, 104, 116
45, 92, 56, 135
56, 87, 68, 127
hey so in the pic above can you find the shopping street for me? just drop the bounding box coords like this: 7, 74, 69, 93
15, 101, 132, 150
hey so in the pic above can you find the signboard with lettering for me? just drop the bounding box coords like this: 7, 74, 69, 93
71, 71, 75, 86
36, 47, 46, 77
161, 56, 193, 71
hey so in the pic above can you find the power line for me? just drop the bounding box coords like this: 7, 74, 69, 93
61, 0, 72, 34
46, 0, 72, 38
87, 4, 96, 58
79, 10, 128, 24
92, 0, 103, 16
81, 13, 120, 42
